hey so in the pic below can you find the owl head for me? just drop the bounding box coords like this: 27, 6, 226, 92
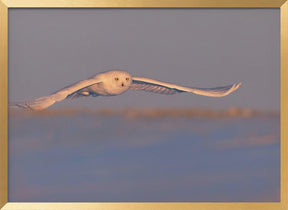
98, 70, 132, 95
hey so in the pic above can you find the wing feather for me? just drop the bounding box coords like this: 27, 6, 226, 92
10, 77, 101, 111
131, 77, 241, 97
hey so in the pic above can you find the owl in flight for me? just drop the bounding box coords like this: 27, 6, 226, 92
10, 70, 241, 111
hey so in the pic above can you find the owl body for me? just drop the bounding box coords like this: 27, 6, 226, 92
68, 70, 132, 98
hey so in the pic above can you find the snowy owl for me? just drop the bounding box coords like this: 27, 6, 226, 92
10, 70, 241, 111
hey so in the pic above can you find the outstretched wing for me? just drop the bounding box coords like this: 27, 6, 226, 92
130, 77, 241, 97
10, 78, 102, 111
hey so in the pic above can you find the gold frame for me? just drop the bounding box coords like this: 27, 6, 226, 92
0, 0, 287, 209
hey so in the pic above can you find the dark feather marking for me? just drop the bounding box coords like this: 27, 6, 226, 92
130, 80, 185, 95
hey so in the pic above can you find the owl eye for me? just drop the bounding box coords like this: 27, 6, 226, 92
126, 78, 130, 81
115, 77, 119, 81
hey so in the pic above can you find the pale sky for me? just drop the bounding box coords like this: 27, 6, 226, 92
8, 9, 280, 111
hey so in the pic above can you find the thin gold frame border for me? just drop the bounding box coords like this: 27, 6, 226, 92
0, 0, 287, 209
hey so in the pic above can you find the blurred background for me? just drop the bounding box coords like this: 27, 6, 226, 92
8, 9, 280, 201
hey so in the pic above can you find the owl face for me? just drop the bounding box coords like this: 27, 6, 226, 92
100, 70, 132, 95
112, 71, 132, 88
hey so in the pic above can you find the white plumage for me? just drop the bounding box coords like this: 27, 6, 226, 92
10, 70, 241, 111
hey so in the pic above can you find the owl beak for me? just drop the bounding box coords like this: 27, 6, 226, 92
121, 83, 124, 87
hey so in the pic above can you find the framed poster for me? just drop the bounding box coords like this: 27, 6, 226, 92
0, 0, 287, 209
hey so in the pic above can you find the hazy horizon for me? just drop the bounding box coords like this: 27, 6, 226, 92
9, 112, 280, 202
